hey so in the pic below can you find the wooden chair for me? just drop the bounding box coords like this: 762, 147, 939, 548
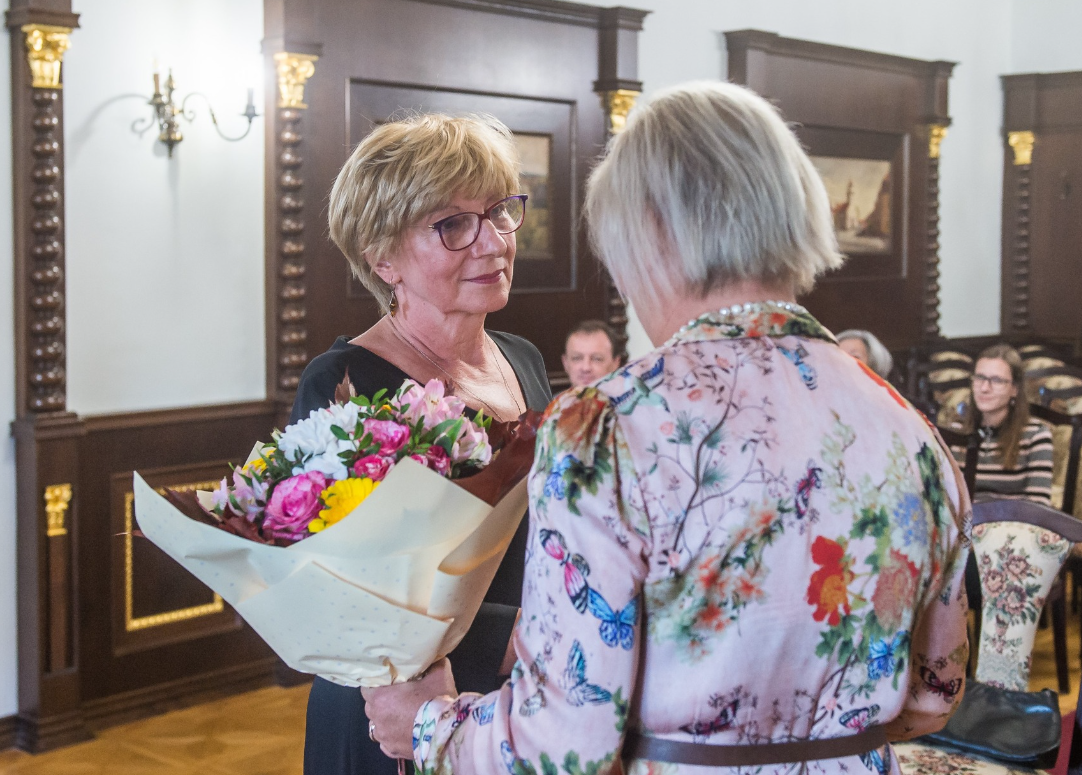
896, 498, 1082, 775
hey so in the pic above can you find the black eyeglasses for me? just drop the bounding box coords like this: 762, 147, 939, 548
972, 374, 1013, 389
427, 195, 528, 251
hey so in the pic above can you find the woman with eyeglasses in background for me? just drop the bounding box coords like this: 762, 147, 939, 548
958, 343, 1053, 504
293, 112, 551, 775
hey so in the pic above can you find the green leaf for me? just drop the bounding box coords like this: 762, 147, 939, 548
330, 425, 350, 441
540, 753, 558, 775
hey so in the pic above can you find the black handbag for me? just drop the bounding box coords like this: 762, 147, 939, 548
918, 678, 1062, 769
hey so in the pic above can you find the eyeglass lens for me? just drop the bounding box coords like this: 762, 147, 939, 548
435, 195, 526, 251
972, 374, 1011, 388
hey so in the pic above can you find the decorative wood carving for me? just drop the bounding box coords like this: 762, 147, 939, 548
1005, 136, 1033, 334
593, 5, 647, 362
924, 125, 948, 337
8, 1, 88, 753
1001, 72, 1082, 344
269, 53, 317, 403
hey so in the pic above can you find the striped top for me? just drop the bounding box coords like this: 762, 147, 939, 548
952, 419, 1054, 505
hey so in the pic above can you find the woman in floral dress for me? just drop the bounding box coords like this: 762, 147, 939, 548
363, 81, 971, 775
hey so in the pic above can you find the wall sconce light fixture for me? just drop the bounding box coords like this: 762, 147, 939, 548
132, 68, 259, 157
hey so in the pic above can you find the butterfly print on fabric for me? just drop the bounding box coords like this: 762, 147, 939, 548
794, 461, 822, 520
472, 701, 495, 726
518, 655, 549, 717
838, 704, 880, 732
613, 356, 669, 415
540, 528, 591, 613
543, 456, 574, 500
777, 343, 818, 390
680, 698, 739, 737
860, 748, 890, 775
919, 667, 962, 700
560, 639, 613, 707
867, 633, 906, 680
586, 587, 637, 650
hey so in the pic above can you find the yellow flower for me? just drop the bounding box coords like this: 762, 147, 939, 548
243, 447, 275, 475
308, 478, 380, 533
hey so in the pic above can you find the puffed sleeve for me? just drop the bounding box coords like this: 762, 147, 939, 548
884, 433, 972, 740
413, 388, 652, 775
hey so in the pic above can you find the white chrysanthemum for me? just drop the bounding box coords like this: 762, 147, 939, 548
295, 449, 351, 481
278, 407, 348, 461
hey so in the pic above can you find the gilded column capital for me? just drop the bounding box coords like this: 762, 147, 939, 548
1008, 130, 1035, 166
928, 125, 948, 159
22, 24, 72, 89
274, 52, 318, 109
600, 89, 639, 135
45, 483, 72, 537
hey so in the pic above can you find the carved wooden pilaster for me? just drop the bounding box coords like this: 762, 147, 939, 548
594, 6, 647, 360
269, 53, 316, 405
8, 4, 90, 752
26, 87, 65, 411
923, 125, 948, 338
1006, 130, 1035, 334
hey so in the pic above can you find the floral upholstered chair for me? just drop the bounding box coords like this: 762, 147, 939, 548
895, 499, 1082, 775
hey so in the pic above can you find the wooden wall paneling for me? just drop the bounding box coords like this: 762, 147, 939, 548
265, 0, 646, 398
76, 403, 277, 710
1002, 72, 1082, 348
6, 0, 90, 753
725, 30, 954, 350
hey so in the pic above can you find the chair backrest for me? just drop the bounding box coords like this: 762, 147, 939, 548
1030, 404, 1082, 517
969, 499, 1079, 690
936, 426, 979, 498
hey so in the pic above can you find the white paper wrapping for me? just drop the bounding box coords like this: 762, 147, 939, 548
133, 457, 528, 687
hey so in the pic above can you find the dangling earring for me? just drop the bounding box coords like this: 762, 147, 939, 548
389, 286, 398, 317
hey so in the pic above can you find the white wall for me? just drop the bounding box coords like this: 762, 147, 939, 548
63, 0, 265, 415
617, 0, 1020, 357
1011, 0, 1082, 73
0, 0, 264, 718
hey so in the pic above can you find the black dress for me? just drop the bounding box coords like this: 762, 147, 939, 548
290, 332, 551, 775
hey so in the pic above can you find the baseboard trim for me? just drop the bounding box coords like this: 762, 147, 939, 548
0, 713, 16, 750
81, 657, 280, 731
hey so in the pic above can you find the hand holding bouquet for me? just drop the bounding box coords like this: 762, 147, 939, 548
135, 377, 541, 687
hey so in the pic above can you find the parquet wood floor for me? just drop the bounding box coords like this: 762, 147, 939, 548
0, 684, 309, 774
0, 607, 1078, 773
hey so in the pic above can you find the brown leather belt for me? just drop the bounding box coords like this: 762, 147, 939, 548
623, 726, 887, 767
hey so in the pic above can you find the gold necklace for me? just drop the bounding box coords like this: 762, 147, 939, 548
387, 318, 523, 420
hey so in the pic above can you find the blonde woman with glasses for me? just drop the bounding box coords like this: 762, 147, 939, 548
294, 113, 552, 775
364, 81, 970, 775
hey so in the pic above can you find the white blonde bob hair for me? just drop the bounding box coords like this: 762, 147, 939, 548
328, 113, 520, 312
585, 81, 843, 303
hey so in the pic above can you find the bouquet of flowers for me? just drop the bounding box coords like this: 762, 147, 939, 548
134, 377, 541, 688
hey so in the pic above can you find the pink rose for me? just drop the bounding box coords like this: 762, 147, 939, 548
353, 454, 392, 482
410, 453, 428, 467
425, 446, 451, 476
263, 471, 328, 539
363, 419, 410, 456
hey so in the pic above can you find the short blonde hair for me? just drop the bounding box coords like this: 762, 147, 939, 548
328, 113, 520, 312
585, 81, 843, 302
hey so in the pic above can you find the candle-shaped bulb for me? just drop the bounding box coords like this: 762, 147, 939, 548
246, 87, 254, 108
153, 71, 161, 94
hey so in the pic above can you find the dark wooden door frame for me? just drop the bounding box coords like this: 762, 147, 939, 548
263, 0, 647, 412
726, 30, 954, 349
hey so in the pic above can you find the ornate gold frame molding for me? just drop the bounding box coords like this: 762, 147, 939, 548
1008, 130, 1035, 166
600, 88, 638, 134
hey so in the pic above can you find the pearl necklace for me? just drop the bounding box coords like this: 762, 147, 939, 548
669, 300, 808, 343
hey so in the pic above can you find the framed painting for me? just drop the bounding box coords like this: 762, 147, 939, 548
512, 132, 553, 261
798, 126, 908, 281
